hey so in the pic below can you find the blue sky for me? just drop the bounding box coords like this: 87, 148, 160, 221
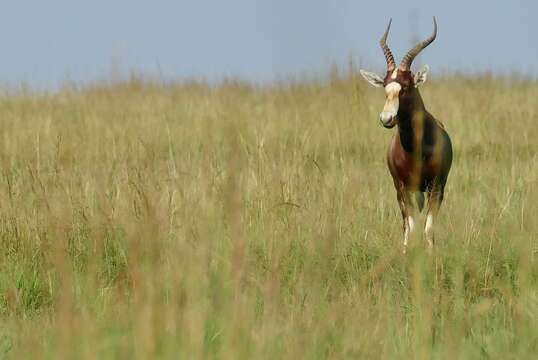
0, 1, 536, 88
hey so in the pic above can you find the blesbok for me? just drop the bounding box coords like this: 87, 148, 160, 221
359, 17, 452, 252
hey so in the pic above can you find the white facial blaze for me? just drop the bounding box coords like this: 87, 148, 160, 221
380, 82, 401, 123
391, 68, 398, 79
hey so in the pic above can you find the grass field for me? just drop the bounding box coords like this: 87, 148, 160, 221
0, 70, 536, 359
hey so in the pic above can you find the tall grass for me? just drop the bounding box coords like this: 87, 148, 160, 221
0, 71, 536, 358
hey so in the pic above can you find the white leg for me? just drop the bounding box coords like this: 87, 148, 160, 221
397, 188, 416, 254
424, 212, 434, 249
424, 188, 443, 251
403, 215, 416, 254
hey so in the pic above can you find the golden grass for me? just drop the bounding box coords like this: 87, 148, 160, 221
0, 71, 536, 358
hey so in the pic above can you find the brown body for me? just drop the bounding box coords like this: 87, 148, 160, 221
387, 113, 452, 193
384, 69, 452, 194
360, 18, 452, 251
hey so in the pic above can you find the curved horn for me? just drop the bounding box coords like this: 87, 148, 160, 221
380, 19, 396, 71
399, 17, 437, 71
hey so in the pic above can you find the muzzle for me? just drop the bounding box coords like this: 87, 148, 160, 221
379, 111, 397, 128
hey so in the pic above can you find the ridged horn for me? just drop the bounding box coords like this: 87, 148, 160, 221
399, 17, 437, 71
379, 19, 396, 71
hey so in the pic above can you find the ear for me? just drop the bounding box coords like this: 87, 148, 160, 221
359, 69, 384, 88
414, 65, 430, 87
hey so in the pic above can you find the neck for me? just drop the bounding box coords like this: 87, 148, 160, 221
397, 91, 426, 153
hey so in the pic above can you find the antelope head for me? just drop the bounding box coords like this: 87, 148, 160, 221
360, 18, 437, 128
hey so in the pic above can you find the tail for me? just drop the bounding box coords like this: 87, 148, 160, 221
415, 192, 425, 212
